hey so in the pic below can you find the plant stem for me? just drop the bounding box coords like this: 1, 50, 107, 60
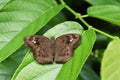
81, 15, 89, 18
91, 27, 118, 39
60, 0, 119, 40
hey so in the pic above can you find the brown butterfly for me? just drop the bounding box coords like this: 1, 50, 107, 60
24, 34, 81, 64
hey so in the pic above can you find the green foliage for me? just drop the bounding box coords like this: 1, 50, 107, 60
0, 0, 64, 62
0, 0, 120, 80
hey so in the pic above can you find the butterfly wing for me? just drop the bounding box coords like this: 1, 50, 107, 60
55, 34, 81, 63
24, 35, 53, 64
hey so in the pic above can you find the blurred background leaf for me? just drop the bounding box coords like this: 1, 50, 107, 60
101, 39, 120, 80
0, 46, 27, 80
77, 64, 100, 80
87, 5, 120, 26
85, 0, 120, 5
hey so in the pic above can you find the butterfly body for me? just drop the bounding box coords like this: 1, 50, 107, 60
24, 34, 81, 64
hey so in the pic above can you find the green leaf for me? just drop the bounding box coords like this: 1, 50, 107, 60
12, 51, 62, 80
44, 21, 84, 38
56, 28, 96, 80
87, 5, 120, 26
0, 0, 64, 62
11, 51, 34, 80
101, 39, 120, 80
0, 0, 10, 9
0, 46, 27, 80
12, 21, 86, 80
85, 0, 120, 5
38, 12, 67, 35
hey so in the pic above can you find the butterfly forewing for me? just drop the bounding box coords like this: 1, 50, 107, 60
55, 34, 81, 63
24, 35, 54, 64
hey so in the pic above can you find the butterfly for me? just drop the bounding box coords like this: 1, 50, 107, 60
24, 34, 81, 64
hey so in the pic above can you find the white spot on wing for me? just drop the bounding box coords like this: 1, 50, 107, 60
70, 38, 73, 42
32, 40, 37, 44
